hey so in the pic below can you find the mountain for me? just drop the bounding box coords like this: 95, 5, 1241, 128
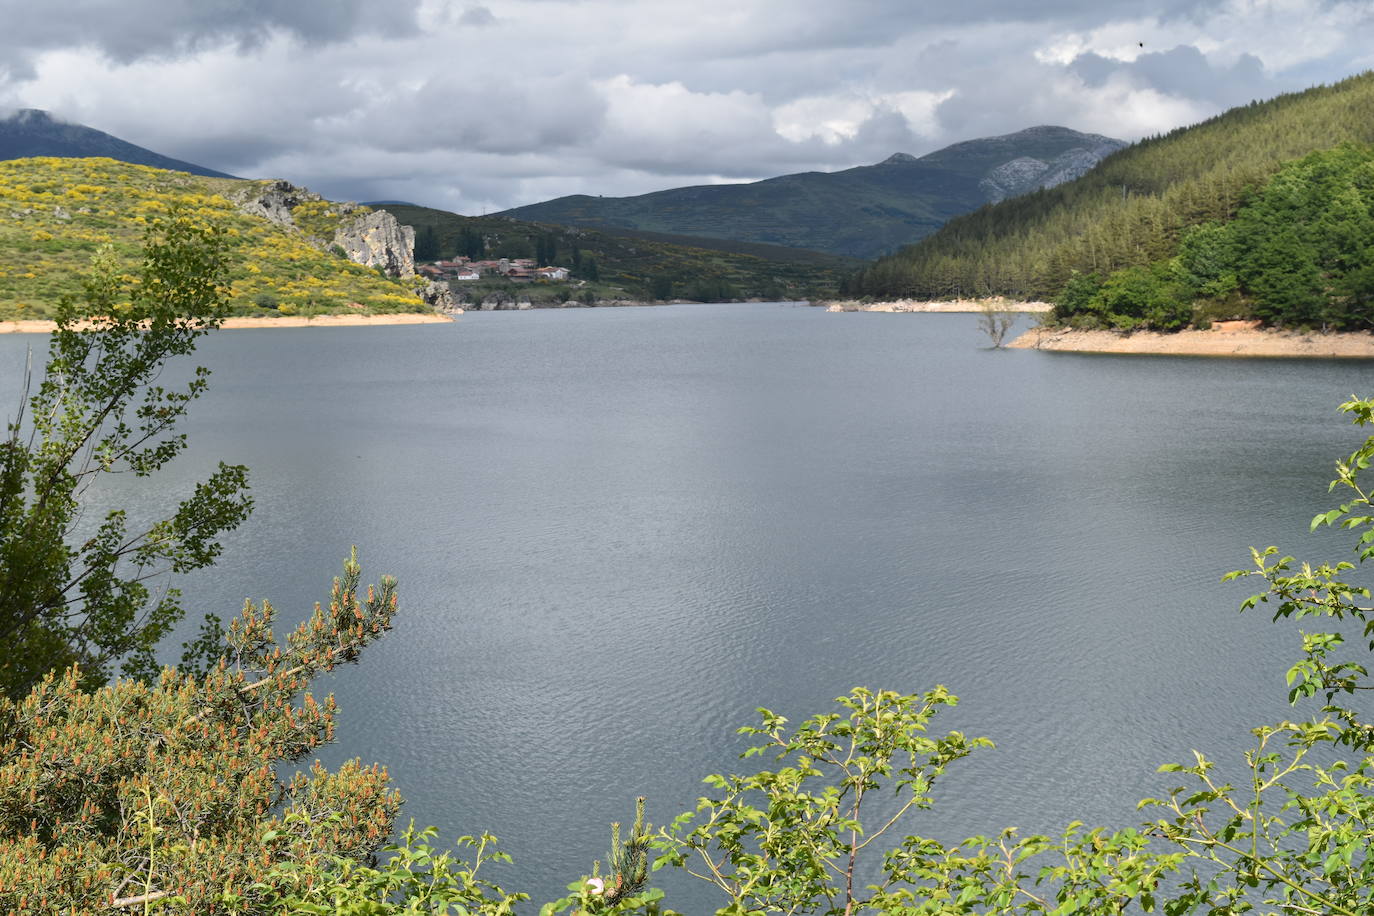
0, 108, 235, 179
0, 157, 430, 318
382, 203, 857, 302
498, 126, 1124, 259
850, 71, 1374, 301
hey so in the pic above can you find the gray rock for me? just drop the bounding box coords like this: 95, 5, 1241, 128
979, 157, 1050, 203
418, 280, 459, 314
333, 210, 415, 278
978, 138, 1128, 203
229, 179, 322, 228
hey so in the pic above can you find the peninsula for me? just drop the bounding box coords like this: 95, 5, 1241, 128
1009, 323, 1374, 358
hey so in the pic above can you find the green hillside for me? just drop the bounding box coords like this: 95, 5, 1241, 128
850, 71, 1374, 300
382, 203, 857, 301
0, 157, 429, 320
499, 126, 1123, 259
1049, 144, 1374, 331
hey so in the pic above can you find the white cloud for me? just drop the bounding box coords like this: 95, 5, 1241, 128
1, 0, 1370, 213
772, 89, 954, 145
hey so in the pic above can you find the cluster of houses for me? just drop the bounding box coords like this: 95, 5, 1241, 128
418, 257, 572, 283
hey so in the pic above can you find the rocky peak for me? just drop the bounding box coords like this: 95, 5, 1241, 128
880, 152, 919, 165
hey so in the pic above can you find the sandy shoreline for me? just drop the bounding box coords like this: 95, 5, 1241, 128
1010, 325, 1374, 358
0, 312, 454, 333
823, 298, 1053, 314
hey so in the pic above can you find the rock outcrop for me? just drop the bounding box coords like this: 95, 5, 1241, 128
418, 280, 460, 314
229, 181, 413, 278
978, 141, 1126, 203
333, 210, 415, 278
229, 179, 321, 228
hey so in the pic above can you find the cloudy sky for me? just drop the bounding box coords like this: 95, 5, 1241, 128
1, 0, 1372, 214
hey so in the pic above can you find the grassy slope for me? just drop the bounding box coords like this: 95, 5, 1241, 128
854, 71, 1374, 299
0, 157, 428, 319
499, 127, 1119, 259
382, 204, 858, 299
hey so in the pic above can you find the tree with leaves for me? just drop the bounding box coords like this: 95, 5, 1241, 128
0, 216, 253, 699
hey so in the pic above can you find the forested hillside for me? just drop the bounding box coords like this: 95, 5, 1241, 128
1052, 144, 1374, 331
500, 126, 1122, 259
386, 203, 856, 301
849, 71, 1374, 300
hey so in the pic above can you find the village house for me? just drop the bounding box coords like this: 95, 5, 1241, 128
418, 254, 569, 283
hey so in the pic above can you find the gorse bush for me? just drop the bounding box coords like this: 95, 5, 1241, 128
0, 157, 427, 318
0, 551, 399, 913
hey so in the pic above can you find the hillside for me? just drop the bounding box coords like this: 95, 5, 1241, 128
0, 157, 430, 319
382, 203, 858, 301
850, 71, 1374, 301
0, 109, 234, 179
499, 126, 1123, 259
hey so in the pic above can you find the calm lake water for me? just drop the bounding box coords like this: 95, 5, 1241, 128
4, 303, 1373, 908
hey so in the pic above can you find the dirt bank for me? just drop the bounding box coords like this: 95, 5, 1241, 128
0, 312, 454, 334
1009, 325, 1374, 357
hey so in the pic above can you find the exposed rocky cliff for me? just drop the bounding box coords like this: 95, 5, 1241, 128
334, 210, 415, 278
418, 279, 459, 313
978, 141, 1125, 203
226, 179, 414, 279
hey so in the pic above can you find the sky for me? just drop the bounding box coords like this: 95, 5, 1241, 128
1, 0, 1372, 215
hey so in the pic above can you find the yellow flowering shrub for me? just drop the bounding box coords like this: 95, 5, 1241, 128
0, 158, 426, 318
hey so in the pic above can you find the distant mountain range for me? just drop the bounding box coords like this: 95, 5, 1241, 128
850, 70, 1374, 301
0, 108, 234, 179
500, 126, 1125, 259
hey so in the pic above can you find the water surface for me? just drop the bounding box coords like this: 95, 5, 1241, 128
3, 304, 1370, 908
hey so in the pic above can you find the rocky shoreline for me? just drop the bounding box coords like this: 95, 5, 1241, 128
821, 297, 1053, 313
1010, 324, 1374, 357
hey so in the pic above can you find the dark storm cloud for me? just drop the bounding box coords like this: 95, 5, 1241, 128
458, 6, 498, 27
2, 0, 1372, 214
1071, 45, 1274, 109
0, 0, 422, 74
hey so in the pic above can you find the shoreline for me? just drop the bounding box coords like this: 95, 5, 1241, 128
0, 312, 455, 334
1009, 325, 1374, 358
821, 297, 1053, 314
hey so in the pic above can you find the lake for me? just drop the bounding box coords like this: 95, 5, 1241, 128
4, 302, 1372, 908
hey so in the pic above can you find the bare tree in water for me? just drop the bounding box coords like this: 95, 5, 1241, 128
978, 302, 1016, 348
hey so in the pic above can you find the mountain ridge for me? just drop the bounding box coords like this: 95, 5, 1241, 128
849, 70, 1374, 301
0, 108, 235, 179
499, 126, 1125, 259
